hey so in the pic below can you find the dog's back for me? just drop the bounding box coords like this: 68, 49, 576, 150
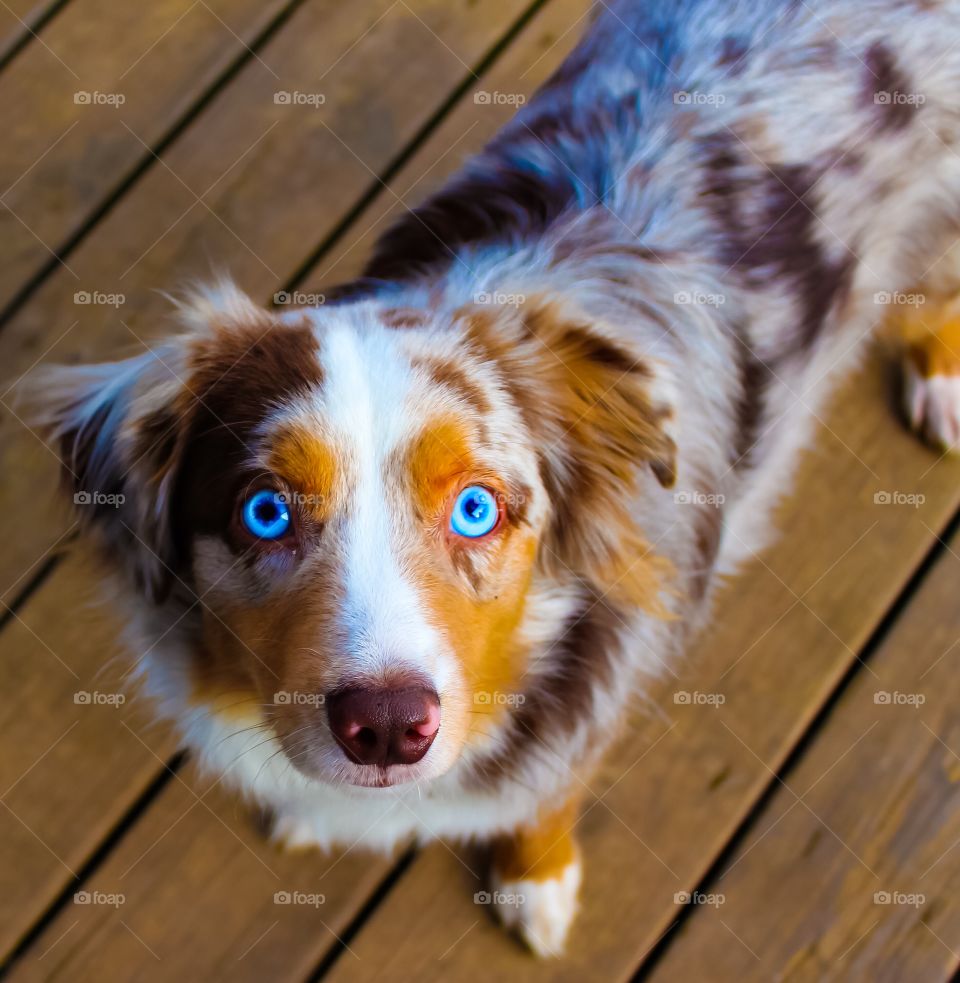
345, 0, 960, 561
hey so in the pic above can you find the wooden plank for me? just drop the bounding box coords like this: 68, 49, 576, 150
9, 766, 395, 981
0, 0, 300, 316
644, 527, 960, 982
0, 0, 62, 67
0, 0, 535, 607
0, 553, 176, 959
317, 351, 960, 981
0, 0, 584, 971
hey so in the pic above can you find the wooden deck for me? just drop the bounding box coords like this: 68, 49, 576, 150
0, 1, 959, 979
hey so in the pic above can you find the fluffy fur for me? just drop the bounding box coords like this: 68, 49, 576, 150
26, 0, 960, 954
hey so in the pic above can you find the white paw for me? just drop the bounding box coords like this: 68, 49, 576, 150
491, 856, 582, 957
904, 363, 960, 450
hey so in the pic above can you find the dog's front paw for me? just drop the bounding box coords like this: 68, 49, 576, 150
491, 855, 582, 957
903, 359, 960, 450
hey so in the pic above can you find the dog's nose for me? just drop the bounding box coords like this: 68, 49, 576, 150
326, 686, 440, 766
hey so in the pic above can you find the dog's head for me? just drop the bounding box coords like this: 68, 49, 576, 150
31, 284, 675, 788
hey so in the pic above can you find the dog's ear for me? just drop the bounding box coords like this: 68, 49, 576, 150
462, 297, 677, 611
24, 344, 190, 602
23, 283, 322, 602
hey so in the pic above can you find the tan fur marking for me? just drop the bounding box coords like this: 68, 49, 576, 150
460, 300, 675, 615
492, 798, 580, 883
266, 425, 340, 521
892, 290, 960, 377
407, 417, 476, 518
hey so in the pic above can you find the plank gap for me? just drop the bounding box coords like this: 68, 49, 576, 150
0, 750, 186, 978
0, 0, 313, 330
306, 846, 419, 983
0, 0, 70, 74
279, 0, 555, 299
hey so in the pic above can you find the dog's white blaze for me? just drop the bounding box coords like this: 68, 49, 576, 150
317, 318, 457, 697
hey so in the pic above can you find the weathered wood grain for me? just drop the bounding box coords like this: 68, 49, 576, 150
0, 0, 300, 315
0, 553, 176, 959
644, 526, 960, 982
9, 766, 398, 982
0, 0, 62, 66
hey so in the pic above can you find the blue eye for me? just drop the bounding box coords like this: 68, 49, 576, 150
242, 489, 292, 540
450, 485, 499, 538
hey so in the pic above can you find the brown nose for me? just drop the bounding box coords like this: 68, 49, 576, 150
326, 686, 440, 766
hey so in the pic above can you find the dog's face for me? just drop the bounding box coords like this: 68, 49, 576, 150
34, 285, 676, 789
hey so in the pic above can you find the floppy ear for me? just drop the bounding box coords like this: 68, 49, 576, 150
24, 282, 323, 602
462, 297, 677, 611
24, 344, 189, 601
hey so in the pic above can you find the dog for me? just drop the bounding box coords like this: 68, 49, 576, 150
26, 0, 960, 956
